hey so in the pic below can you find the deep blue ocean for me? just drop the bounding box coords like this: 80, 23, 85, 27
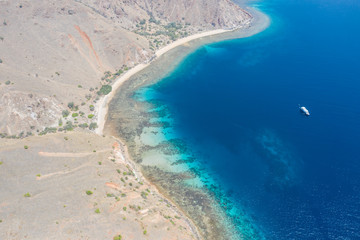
138, 0, 360, 238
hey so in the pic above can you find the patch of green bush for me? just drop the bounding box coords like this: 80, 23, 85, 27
62, 110, 70, 117
78, 123, 88, 129
113, 235, 122, 240
89, 122, 98, 130
63, 121, 74, 131
97, 85, 112, 95
39, 127, 57, 135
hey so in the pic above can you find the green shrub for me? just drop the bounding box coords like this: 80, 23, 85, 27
86, 190, 93, 195
88, 114, 94, 119
67, 102, 74, 109
78, 123, 88, 129
113, 235, 122, 240
39, 127, 57, 135
89, 122, 98, 130
89, 105, 95, 111
72, 113, 78, 117
5, 80, 10, 85
94, 208, 100, 214
24, 145, 28, 149
24, 193, 31, 197
62, 110, 70, 117
63, 121, 74, 131
97, 85, 112, 95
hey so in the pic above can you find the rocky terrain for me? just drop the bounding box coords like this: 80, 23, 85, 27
0, 0, 252, 137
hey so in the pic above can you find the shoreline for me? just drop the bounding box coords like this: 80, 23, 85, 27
96, 6, 270, 136
96, 6, 270, 239
110, 135, 202, 240
95, 28, 241, 136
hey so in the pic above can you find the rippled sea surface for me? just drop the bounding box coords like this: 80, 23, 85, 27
112, 0, 360, 239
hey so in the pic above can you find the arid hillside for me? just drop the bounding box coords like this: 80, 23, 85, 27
0, 132, 199, 239
0, 0, 252, 137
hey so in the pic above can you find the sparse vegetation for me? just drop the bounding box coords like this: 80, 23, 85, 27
39, 127, 57, 135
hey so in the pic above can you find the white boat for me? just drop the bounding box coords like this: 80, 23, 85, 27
299, 105, 310, 116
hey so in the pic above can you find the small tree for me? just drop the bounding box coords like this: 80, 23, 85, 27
89, 123, 98, 130
62, 110, 70, 117
67, 102, 74, 109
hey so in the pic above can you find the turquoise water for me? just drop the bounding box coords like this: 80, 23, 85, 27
135, 0, 360, 238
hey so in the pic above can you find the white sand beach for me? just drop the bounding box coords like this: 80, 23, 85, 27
95, 28, 234, 135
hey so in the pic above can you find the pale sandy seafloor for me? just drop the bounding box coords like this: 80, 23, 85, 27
105, 8, 270, 240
